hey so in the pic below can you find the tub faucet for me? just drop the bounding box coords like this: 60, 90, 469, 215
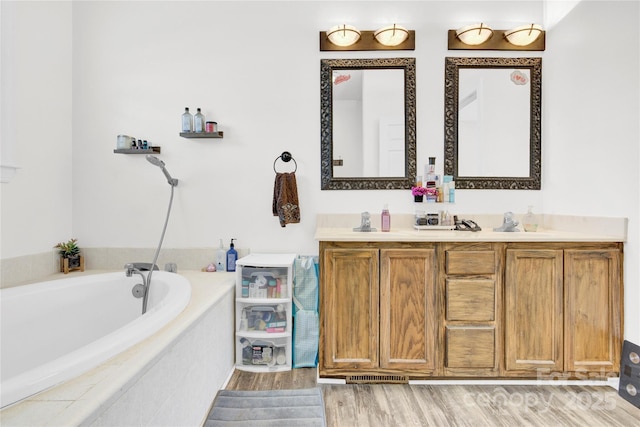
124, 263, 148, 299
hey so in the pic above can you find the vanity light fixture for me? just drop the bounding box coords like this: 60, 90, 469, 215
326, 24, 361, 47
455, 23, 493, 46
320, 25, 415, 51
504, 23, 543, 46
374, 24, 410, 47
448, 23, 545, 51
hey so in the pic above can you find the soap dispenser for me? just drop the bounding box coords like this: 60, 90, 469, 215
216, 239, 226, 272
226, 238, 238, 272
523, 206, 539, 232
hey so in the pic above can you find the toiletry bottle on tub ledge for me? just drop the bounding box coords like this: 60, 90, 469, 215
226, 238, 238, 272
216, 239, 226, 272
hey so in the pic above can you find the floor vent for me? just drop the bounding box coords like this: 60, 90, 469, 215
346, 375, 409, 384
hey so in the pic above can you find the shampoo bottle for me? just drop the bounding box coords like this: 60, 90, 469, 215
216, 239, 226, 272
381, 204, 391, 232
226, 238, 238, 272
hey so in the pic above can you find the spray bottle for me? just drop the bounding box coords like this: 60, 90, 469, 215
216, 239, 226, 272
226, 238, 238, 272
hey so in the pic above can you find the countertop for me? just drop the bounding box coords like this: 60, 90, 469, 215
315, 228, 622, 242
315, 213, 627, 243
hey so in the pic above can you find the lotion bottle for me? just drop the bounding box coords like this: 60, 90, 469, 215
226, 238, 238, 272
381, 204, 391, 232
216, 239, 226, 272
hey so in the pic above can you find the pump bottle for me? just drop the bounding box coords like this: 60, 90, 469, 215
523, 206, 539, 232
216, 239, 226, 272
226, 238, 238, 272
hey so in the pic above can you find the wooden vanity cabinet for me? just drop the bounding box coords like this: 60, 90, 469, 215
504, 243, 623, 378
319, 242, 437, 379
319, 239, 623, 380
440, 243, 502, 377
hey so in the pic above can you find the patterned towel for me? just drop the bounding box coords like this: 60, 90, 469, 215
272, 172, 300, 227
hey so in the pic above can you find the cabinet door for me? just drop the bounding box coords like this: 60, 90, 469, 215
504, 249, 564, 374
565, 249, 622, 374
380, 248, 437, 373
320, 248, 379, 373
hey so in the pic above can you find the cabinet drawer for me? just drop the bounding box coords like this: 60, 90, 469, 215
446, 279, 495, 321
445, 251, 495, 275
446, 327, 495, 368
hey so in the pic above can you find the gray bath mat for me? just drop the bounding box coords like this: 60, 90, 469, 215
204, 388, 326, 426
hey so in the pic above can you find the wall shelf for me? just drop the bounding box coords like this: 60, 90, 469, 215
113, 147, 161, 154
180, 131, 224, 138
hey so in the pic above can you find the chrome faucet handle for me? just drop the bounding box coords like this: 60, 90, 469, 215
493, 211, 521, 232
124, 263, 137, 277
353, 211, 377, 232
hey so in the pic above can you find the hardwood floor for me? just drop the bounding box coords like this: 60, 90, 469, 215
224, 368, 640, 426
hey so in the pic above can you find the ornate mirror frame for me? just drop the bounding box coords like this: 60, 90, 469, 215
320, 57, 416, 190
444, 57, 542, 189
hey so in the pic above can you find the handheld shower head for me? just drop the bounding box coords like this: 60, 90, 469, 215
146, 154, 165, 168
146, 155, 179, 186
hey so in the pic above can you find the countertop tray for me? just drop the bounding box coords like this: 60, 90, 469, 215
414, 225, 456, 231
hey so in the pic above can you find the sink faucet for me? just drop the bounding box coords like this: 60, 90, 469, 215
493, 212, 520, 232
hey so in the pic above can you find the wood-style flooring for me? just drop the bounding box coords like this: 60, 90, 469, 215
224, 368, 640, 427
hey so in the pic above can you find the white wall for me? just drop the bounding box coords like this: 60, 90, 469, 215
67, 0, 547, 255
542, 1, 640, 344
1, 1, 638, 341
0, 1, 73, 258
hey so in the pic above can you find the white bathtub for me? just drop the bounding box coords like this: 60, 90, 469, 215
0, 271, 191, 408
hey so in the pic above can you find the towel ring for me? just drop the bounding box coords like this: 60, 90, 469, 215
273, 151, 297, 173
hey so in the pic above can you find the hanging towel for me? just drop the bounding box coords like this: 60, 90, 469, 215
272, 172, 300, 227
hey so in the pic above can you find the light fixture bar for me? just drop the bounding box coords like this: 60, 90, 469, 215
320, 29, 415, 51
447, 28, 545, 51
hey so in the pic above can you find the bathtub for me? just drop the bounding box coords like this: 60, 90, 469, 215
0, 271, 191, 408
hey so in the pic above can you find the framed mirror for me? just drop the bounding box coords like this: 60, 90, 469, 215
321, 58, 416, 190
444, 57, 542, 189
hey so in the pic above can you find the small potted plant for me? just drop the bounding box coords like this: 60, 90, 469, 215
54, 238, 85, 274
412, 186, 428, 202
